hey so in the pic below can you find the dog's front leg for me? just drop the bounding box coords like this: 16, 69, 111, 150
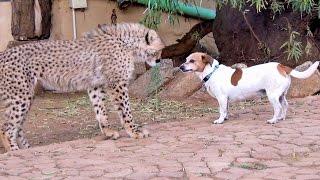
214, 96, 228, 124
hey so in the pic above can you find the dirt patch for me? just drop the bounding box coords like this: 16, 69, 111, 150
0, 91, 274, 153
0, 92, 222, 153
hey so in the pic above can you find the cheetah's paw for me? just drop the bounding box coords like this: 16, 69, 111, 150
129, 128, 150, 139
102, 128, 120, 140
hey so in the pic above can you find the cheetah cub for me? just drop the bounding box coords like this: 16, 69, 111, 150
0, 23, 165, 151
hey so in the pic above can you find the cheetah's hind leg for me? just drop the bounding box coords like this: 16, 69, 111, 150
88, 87, 120, 140
17, 128, 31, 149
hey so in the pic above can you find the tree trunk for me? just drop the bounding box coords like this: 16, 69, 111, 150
38, 0, 52, 39
11, 0, 35, 40
212, 5, 320, 67
11, 0, 52, 40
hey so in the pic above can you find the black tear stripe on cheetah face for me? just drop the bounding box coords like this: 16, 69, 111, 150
0, 23, 165, 151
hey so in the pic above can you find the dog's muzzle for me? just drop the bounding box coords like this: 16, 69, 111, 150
179, 65, 192, 72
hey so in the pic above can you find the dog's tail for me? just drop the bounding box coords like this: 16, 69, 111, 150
290, 61, 319, 79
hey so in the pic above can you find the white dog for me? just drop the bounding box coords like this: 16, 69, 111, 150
180, 52, 319, 124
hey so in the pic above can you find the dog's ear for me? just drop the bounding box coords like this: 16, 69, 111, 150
201, 54, 214, 65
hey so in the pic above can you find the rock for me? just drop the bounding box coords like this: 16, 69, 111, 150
187, 86, 218, 105
159, 71, 202, 100
198, 32, 220, 57
134, 62, 147, 76
288, 61, 320, 98
231, 63, 247, 69
129, 59, 174, 99
130, 62, 147, 83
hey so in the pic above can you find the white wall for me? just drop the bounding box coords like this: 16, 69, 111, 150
51, 0, 212, 45
0, 0, 215, 51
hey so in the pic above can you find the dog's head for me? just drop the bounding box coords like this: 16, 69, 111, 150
179, 52, 217, 73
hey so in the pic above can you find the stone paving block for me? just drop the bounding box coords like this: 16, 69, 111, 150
263, 160, 288, 168
103, 168, 133, 178
158, 171, 184, 178
214, 172, 234, 179
5, 167, 34, 176
126, 172, 157, 180
251, 151, 281, 160
133, 165, 159, 173
241, 171, 271, 179
206, 161, 230, 172
150, 177, 171, 180
0, 176, 26, 180
79, 170, 104, 177
184, 166, 211, 174
294, 174, 320, 179
295, 168, 320, 175
40, 167, 60, 176
64, 176, 95, 180
60, 168, 79, 176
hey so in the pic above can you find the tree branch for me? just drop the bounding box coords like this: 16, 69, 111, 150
161, 20, 214, 59
242, 11, 262, 45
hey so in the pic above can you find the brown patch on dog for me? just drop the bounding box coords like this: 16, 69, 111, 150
231, 68, 243, 86
277, 64, 292, 77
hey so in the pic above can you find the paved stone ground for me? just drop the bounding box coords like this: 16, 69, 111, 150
0, 96, 319, 179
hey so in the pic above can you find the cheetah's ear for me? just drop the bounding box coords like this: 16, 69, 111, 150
145, 32, 150, 45
98, 24, 107, 33
201, 54, 214, 66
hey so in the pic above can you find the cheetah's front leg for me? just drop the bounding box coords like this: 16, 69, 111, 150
107, 83, 149, 139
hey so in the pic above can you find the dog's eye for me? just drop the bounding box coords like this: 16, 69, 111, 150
189, 59, 195, 63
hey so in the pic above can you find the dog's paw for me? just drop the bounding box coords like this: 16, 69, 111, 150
266, 119, 278, 124
213, 119, 224, 124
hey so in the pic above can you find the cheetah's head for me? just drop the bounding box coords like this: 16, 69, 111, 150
134, 29, 165, 67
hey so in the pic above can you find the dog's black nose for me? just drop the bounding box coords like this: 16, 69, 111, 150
155, 59, 161, 63
179, 65, 185, 71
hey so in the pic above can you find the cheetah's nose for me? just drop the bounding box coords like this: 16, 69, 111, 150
155, 59, 161, 64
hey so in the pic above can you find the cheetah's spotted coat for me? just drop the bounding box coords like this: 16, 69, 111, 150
0, 23, 164, 151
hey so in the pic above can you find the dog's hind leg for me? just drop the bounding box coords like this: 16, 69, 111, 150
213, 96, 228, 124
224, 100, 230, 120
278, 80, 290, 121
279, 93, 289, 121
266, 92, 283, 124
